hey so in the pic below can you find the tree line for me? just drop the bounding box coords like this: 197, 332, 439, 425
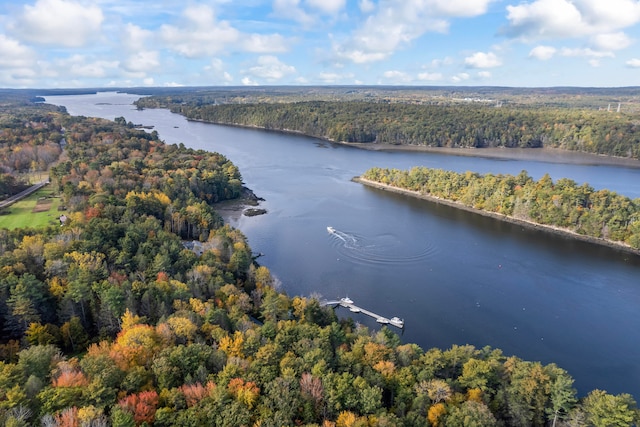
135, 97, 640, 159
0, 102, 638, 426
361, 167, 640, 251
0, 104, 65, 198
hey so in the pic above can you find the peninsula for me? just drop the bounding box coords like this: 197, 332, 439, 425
355, 168, 640, 256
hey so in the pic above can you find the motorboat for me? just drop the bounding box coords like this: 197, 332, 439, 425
327, 226, 336, 234
389, 317, 405, 328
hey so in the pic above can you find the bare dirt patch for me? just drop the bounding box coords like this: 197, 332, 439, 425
32, 198, 53, 213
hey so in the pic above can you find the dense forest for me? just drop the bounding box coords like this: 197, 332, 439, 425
1, 101, 639, 426
131, 85, 640, 111
0, 103, 66, 198
134, 98, 640, 160
360, 167, 640, 251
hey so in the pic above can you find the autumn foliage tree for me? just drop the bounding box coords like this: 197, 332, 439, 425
118, 390, 159, 425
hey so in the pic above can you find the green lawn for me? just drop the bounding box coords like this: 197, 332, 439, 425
0, 188, 63, 229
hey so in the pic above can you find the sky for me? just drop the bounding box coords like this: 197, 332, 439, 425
0, 0, 640, 88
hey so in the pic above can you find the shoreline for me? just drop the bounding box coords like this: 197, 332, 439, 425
213, 186, 265, 224
353, 176, 640, 257
185, 118, 640, 169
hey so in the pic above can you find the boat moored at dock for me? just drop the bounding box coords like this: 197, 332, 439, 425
322, 297, 405, 329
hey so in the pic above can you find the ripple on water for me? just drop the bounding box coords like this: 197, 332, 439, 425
327, 227, 438, 266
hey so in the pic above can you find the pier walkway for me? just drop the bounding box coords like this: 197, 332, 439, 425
321, 297, 404, 329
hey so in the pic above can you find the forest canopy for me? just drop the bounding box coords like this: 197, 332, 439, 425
135, 96, 640, 159
0, 103, 66, 198
0, 99, 638, 426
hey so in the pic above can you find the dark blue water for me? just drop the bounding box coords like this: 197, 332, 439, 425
45, 92, 640, 398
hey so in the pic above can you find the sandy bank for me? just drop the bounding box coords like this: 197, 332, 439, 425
354, 176, 640, 257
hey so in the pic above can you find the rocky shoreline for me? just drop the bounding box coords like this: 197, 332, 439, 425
354, 176, 640, 257
213, 186, 266, 224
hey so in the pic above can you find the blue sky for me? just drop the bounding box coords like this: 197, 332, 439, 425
0, 0, 639, 88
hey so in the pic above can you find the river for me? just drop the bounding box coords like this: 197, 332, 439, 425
44, 92, 640, 398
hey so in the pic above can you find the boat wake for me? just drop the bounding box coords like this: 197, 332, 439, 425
327, 226, 437, 266
327, 226, 356, 246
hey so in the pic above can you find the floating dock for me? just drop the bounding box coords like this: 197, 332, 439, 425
322, 297, 404, 329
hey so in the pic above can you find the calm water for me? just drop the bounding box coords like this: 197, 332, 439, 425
45, 92, 640, 398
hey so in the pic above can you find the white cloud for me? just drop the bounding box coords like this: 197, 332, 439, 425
160, 4, 239, 58
272, 0, 344, 23
505, 0, 587, 39
317, 72, 344, 83
242, 77, 259, 85
464, 52, 502, 68
273, 0, 314, 25
164, 82, 185, 87
118, 23, 159, 77
478, 71, 492, 78
333, 0, 493, 64
0, 35, 38, 87
382, 70, 411, 83
240, 34, 289, 53
359, 0, 376, 13
244, 55, 296, 81
334, 48, 389, 64
560, 47, 615, 58
576, 0, 640, 30
452, 72, 470, 82
11, 0, 104, 47
122, 51, 160, 74
505, 0, 640, 40
626, 58, 640, 68
55, 55, 119, 78
122, 24, 153, 53
417, 72, 443, 81
429, 57, 454, 68
0, 35, 36, 69
204, 58, 234, 83
592, 32, 633, 51
306, 0, 346, 15
160, 4, 291, 58
427, 0, 496, 17
529, 45, 557, 60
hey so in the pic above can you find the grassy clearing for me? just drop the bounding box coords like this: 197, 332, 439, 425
0, 187, 62, 229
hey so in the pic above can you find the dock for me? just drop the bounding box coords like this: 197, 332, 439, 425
322, 297, 404, 329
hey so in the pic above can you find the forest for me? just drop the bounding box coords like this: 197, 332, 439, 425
135, 92, 640, 159
0, 103, 65, 198
131, 85, 640, 111
360, 167, 640, 251
0, 99, 639, 426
